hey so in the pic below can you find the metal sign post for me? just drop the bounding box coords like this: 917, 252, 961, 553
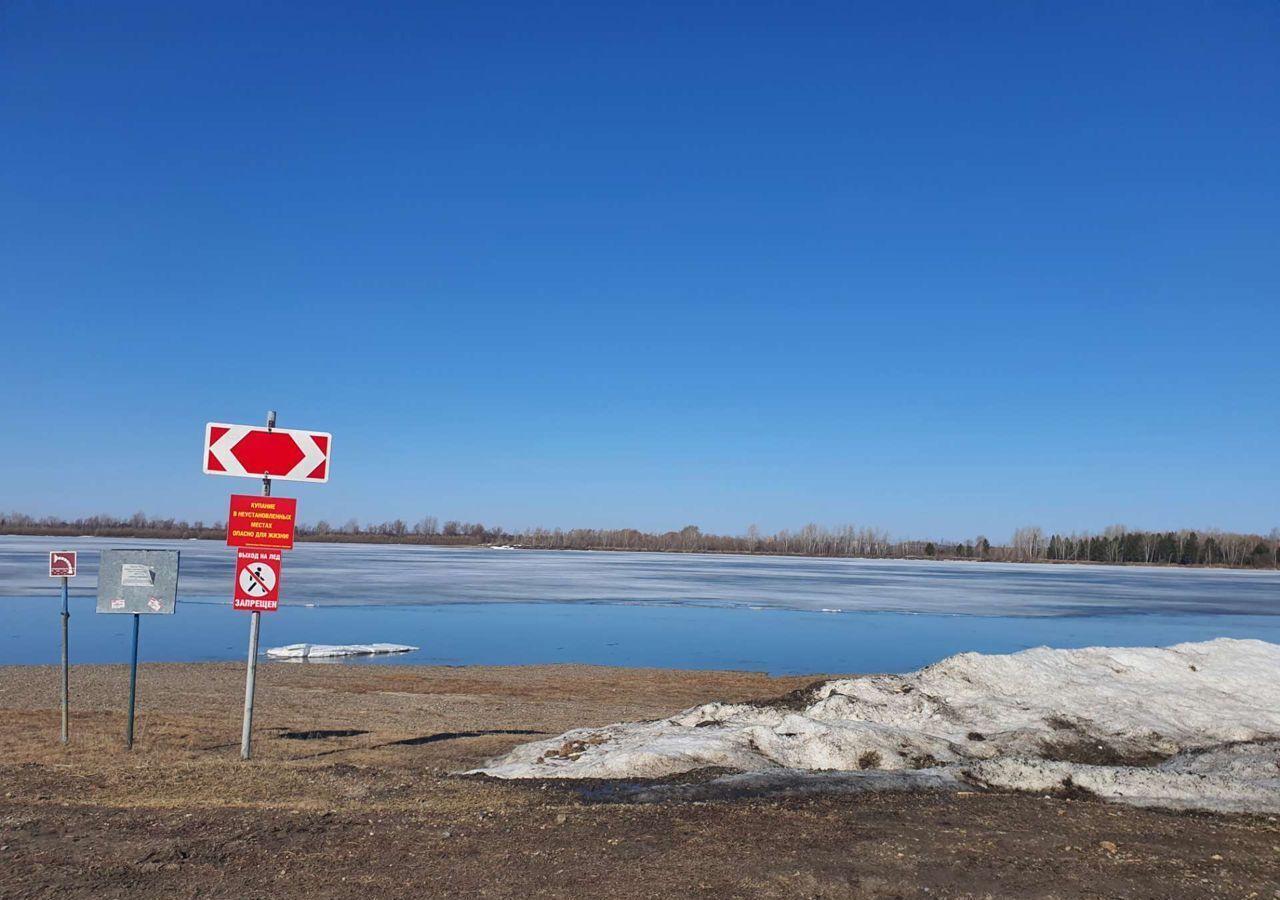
61, 577, 70, 743
240, 410, 275, 761
49, 551, 77, 744
204, 409, 327, 760
126, 614, 140, 749
96, 548, 180, 749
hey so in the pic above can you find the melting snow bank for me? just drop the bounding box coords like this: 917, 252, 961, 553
966, 742, 1280, 813
473, 638, 1280, 813
581, 769, 967, 804
265, 643, 418, 659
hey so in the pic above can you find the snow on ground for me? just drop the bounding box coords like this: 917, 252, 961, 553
966, 744, 1280, 814
474, 639, 1280, 813
265, 643, 418, 659
581, 769, 969, 804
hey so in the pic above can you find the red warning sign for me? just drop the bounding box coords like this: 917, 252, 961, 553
227, 494, 297, 550
233, 549, 281, 612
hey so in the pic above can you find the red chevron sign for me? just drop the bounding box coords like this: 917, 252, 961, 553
203, 422, 331, 483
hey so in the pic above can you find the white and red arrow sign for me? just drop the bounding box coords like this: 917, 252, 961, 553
49, 551, 77, 578
203, 422, 332, 483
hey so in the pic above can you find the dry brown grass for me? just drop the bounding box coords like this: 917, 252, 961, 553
3, 662, 1280, 899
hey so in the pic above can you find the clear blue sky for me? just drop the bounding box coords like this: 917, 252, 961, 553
2, 1, 1277, 541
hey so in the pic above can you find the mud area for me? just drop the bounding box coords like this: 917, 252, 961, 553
2, 661, 1278, 898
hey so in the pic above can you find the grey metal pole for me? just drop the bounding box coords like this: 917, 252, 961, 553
60, 576, 69, 744
240, 409, 275, 761
240, 611, 261, 759
126, 613, 139, 749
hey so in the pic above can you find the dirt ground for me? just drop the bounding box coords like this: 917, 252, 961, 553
1, 662, 1277, 899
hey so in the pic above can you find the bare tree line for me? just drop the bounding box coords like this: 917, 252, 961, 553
3, 511, 1277, 568
1011, 524, 1280, 567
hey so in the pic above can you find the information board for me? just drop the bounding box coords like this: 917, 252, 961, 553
96, 549, 180, 615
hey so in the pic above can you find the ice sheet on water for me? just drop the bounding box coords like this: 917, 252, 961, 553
2, 535, 1278, 617
265, 643, 418, 659
474, 638, 1280, 813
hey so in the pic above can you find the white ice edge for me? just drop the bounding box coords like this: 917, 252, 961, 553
264, 642, 419, 659
472, 638, 1280, 813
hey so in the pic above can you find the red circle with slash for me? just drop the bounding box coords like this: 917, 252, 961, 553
233, 549, 281, 612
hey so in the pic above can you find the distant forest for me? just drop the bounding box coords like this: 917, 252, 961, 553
3, 512, 1277, 569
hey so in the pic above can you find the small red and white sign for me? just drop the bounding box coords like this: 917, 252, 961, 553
233, 549, 282, 612
203, 422, 331, 483
49, 551, 77, 578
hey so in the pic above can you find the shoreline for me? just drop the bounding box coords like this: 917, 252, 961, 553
1, 530, 1274, 572
2, 660, 1277, 898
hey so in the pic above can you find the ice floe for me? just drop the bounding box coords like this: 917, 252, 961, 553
474, 638, 1280, 813
265, 643, 418, 659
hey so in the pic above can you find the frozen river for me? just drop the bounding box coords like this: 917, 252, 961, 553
2, 536, 1277, 672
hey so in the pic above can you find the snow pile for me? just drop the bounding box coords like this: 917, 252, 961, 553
966, 743, 1280, 813
475, 639, 1280, 812
265, 642, 418, 659
585, 768, 969, 804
